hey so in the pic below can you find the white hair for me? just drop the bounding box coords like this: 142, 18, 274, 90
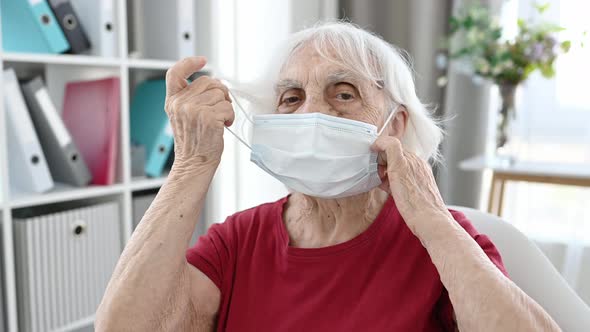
233, 21, 444, 162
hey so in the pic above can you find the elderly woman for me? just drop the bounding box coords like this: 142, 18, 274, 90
96, 22, 559, 331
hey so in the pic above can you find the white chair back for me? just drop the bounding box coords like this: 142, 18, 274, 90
449, 206, 590, 332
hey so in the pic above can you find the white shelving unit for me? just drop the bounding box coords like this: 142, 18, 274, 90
0, 1, 218, 331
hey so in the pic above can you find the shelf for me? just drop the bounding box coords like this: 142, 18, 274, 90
0, 52, 122, 67
9, 183, 125, 209
0, 52, 215, 73
130, 174, 169, 191
127, 58, 176, 70
127, 58, 214, 72
54, 315, 94, 332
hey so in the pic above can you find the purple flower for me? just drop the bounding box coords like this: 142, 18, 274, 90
545, 36, 561, 55
529, 43, 545, 60
545, 36, 557, 47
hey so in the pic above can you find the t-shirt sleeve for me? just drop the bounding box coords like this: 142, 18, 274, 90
436, 209, 510, 331
449, 209, 509, 277
186, 220, 235, 290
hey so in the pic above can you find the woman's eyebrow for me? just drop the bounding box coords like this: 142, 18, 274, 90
274, 79, 302, 93
326, 70, 362, 86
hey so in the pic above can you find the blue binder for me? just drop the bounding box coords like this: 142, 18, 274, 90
1, 0, 70, 53
130, 80, 173, 178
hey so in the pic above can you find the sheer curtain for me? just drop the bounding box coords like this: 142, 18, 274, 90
207, 0, 338, 224
499, 0, 590, 304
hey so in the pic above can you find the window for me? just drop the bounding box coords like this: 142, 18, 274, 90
501, 0, 590, 250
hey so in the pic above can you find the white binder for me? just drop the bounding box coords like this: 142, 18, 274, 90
137, 0, 195, 60
69, 0, 118, 57
3, 69, 54, 194
14, 202, 121, 332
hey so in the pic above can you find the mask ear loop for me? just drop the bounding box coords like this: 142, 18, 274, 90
225, 89, 254, 150
377, 104, 400, 137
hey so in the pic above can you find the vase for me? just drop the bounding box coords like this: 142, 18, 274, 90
495, 83, 518, 164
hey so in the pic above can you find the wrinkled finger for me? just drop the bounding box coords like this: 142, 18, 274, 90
166, 56, 207, 97
211, 100, 235, 127
186, 88, 227, 106
185, 76, 231, 102
371, 135, 403, 153
371, 136, 405, 170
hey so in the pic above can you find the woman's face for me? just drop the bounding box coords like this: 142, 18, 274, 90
275, 45, 406, 136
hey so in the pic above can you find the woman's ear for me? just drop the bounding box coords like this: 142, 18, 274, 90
389, 106, 408, 139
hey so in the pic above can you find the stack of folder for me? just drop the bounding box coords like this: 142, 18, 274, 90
0, 0, 117, 56
2, 0, 195, 57
2, 68, 121, 193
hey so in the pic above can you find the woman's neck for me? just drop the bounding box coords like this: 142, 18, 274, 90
283, 189, 389, 248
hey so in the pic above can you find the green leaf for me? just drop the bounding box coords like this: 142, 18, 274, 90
464, 15, 474, 29
540, 63, 555, 77
449, 16, 459, 33
523, 64, 536, 80
541, 23, 566, 33
561, 40, 571, 52
491, 28, 503, 40
450, 47, 471, 58
534, 2, 551, 14
517, 19, 526, 30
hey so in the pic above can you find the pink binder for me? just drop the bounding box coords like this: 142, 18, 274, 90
62, 77, 120, 185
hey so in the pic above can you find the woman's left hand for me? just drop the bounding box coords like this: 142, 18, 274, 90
371, 136, 452, 235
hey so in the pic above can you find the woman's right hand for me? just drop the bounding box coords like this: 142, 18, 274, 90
165, 56, 234, 171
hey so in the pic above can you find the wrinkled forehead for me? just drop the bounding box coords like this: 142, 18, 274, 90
275, 44, 374, 93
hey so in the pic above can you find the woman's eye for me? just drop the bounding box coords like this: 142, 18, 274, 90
282, 96, 301, 105
336, 92, 354, 101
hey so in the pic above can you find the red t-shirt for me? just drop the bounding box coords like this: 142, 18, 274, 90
186, 196, 508, 331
